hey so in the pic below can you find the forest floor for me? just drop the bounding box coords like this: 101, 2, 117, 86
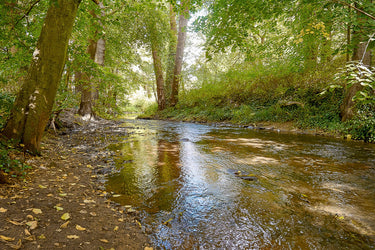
0, 113, 153, 250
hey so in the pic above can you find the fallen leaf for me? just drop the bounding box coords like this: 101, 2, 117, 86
67, 235, 79, 239
26, 221, 38, 230
32, 208, 42, 214
61, 213, 70, 221
89, 212, 97, 217
38, 185, 47, 189
0, 207, 7, 213
163, 218, 173, 225
38, 234, 46, 240
24, 229, 31, 236
83, 199, 95, 204
7, 219, 23, 226
60, 221, 70, 229
54, 206, 63, 211
112, 194, 121, 198
75, 225, 86, 231
0, 235, 15, 242
10, 195, 22, 199
24, 235, 35, 241
127, 208, 136, 213
99, 239, 109, 243
6, 239, 22, 249
59, 193, 67, 197
338, 216, 344, 220
113, 226, 119, 231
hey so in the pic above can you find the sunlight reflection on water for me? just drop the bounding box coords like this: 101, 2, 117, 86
105, 119, 375, 249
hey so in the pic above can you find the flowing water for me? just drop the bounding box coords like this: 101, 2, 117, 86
103, 119, 375, 249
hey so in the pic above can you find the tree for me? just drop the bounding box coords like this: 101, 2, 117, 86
169, 0, 190, 107
77, 1, 105, 119
1, 0, 82, 154
164, 4, 178, 107
340, 0, 374, 121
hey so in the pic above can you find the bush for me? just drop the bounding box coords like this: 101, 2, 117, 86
345, 104, 375, 142
0, 141, 31, 181
0, 92, 15, 129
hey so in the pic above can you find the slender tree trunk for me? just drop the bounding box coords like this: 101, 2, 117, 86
164, 4, 177, 107
340, 2, 372, 121
170, 0, 190, 107
91, 37, 105, 109
346, 5, 351, 62
78, 1, 105, 119
151, 44, 166, 110
78, 38, 97, 119
1, 0, 80, 154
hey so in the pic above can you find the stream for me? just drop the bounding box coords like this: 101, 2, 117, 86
101, 119, 375, 249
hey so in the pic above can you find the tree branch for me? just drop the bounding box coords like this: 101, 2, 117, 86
333, 0, 375, 20
15, 0, 40, 26
91, 0, 100, 5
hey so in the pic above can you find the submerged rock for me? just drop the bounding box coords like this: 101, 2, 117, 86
228, 169, 258, 181
238, 175, 258, 181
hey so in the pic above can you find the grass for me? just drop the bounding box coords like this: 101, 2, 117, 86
141, 62, 370, 139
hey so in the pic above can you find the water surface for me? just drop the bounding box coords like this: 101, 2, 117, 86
104, 119, 375, 249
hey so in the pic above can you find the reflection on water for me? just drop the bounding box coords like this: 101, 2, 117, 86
105, 119, 375, 249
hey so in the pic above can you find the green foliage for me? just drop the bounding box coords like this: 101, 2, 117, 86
344, 104, 375, 142
325, 60, 375, 141
0, 1, 48, 93
0, 140, 31, 178
0, 92, 15, 129
94, 68, 128, 118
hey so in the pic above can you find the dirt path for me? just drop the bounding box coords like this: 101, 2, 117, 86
0, 119, 152, 249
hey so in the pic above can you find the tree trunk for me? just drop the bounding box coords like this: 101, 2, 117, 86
1, 0, 80, 154
95, 38, 105, 66
78, 1, 105, 119
165, 4, 177, 107
169, 0, 190, 107
151, 44, 166, 110
340, 3, 372, 122
78, 38, 97, 119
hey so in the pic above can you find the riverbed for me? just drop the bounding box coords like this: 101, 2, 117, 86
103, 119, 375, 249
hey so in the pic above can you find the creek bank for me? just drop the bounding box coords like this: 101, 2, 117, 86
140, 114, 344, 140
0, 110, 153, 250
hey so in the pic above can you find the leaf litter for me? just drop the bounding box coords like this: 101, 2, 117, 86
0, 118, 152, 249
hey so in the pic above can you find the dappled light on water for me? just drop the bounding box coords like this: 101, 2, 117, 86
104, 119, 375, 249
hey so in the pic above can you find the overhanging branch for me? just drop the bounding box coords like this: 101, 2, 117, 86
333, 0, 375, 20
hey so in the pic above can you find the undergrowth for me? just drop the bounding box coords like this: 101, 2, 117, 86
0, 140, 31, 181
142, 61, 375, 142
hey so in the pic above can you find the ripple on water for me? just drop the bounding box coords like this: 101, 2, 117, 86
105, 119, 375, 249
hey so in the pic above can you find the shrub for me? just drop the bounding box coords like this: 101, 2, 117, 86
0, 141, 31, 181
0, 92, 15, 129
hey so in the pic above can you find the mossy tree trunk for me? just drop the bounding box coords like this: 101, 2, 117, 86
1, 0, 81, 154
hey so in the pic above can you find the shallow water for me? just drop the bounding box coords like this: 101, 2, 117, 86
104, 119, 375, 249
